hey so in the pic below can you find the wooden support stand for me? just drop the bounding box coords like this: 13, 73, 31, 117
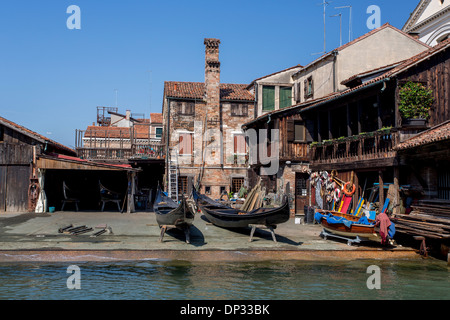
159, 225, 191, 244
249, 224, 277, 243
101, 199, 121, 212
413, 236, 428, 257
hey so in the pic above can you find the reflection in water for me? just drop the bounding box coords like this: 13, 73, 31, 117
0, 260, 448, 300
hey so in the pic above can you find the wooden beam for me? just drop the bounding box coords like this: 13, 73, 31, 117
357, 100, 362, 134
377, 94, 382, 130
378, 170, 384, 211
346, 104, 352, 137
393, 166, 400, 214
328, 110, 332, 140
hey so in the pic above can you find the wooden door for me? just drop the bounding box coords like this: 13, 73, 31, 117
0, 166, 29, 212
295, 173, 309, 214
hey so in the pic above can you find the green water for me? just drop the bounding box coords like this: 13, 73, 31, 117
0, 259, 448, 300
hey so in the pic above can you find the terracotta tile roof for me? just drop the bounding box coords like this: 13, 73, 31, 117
84, 125, 150, 139
164, 81, 254, 101
0, 115, 75, 155
150, 113, 163, 124
395, 120, 450, 150
340, 61, 405, 87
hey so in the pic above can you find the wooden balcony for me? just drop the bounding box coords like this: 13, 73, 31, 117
309, 129, 399, 170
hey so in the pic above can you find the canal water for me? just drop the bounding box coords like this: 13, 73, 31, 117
0, 259, 448, 300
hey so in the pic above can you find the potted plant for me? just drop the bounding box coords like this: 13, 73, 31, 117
399, 81, 433, 127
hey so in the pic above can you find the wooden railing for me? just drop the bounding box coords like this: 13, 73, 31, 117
77, 142, 165, 161
131, 143, 165, 160
310, 129, 398, 165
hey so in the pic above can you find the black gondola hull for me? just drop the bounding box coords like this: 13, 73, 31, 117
154, 190, 195, 229
193, 188, 290, 228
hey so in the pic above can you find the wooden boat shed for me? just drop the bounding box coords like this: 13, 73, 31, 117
0, 116, 139, 213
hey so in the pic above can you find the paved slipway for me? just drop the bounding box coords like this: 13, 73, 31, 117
0, 211, 419, 262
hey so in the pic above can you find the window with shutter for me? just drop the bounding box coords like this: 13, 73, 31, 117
295, 82, 301, 103
231, 104, 248, 117
279, 87, 292, 109
178, 102, 195, 115
287, 120, 295, 143
233, 134, 247, 155
262, 86, 275, 111
179, 133, 193, 155
304, 76, 314, 99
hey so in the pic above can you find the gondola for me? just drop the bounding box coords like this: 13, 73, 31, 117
192, 187, 290, 229
153, 187, 195, 242
314, 209, 382, 244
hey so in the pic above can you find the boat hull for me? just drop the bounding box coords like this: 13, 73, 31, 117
196, 191, 290, 229
154, 190, 195, 229
316, 209, 380, 242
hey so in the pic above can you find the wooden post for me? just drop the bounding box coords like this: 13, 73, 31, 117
377, 94, 383, 130
328, 110, 332, 140
346, 104, 352, 137
353, 171, 359, 213
378, 170, 384, 212
357, 101, 362, 134
393, 166, 400, 214
127, 171, 136, 213
317, 112, 322, 142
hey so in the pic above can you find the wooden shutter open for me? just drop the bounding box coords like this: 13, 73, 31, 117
287, 119, 295, 143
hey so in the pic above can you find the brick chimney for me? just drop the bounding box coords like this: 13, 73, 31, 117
204, 38, 221, 126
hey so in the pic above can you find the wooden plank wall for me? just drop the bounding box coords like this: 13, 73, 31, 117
0, 143, 33, 165
278, 114, 309, 161
398, 49, 450, 127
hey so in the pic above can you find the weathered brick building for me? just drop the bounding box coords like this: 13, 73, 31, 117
162, 38, 255, 200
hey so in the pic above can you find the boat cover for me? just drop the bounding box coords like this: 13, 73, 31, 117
314, 212, 372, 228
314, 212, 395, 238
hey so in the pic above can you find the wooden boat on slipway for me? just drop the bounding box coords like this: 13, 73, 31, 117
314, 209, 381, 244
153, 187, 195, 243
193, 188, 290, 229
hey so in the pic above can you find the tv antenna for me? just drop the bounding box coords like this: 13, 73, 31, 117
330, 13, 342, 47
335, 5, 352, 42
312, 0, 332, 55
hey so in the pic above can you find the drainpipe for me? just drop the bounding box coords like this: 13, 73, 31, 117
332, 50, 339, 93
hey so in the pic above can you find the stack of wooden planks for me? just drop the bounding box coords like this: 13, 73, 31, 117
410, 199, 450, 218
392, 200, 450, 239
241, 180, 266, 212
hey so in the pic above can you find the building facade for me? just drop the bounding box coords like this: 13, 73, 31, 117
403, 0, 450, 46
162, 39, 255, 200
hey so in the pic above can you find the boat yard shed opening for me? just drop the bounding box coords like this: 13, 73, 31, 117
35, 154, 141, 213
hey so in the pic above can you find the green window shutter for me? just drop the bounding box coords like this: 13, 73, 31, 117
280, 87, 292, 109
262, 86, 275, 111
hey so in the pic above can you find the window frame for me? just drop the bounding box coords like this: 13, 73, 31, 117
178, 132, 193, 156
262, 85, 276, 111
294, 121, 306, 143
304, 76, 314, 100
231, 103, 249, 117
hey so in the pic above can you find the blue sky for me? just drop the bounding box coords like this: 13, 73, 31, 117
0, 0, 419, 148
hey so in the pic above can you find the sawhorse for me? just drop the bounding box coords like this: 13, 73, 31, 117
249, 224, 278, 243
159, 225, 191, 244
